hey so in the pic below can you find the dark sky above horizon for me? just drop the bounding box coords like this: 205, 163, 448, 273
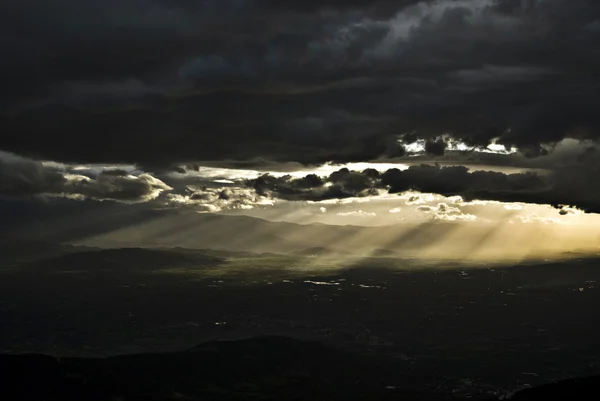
1, 0, 600, 227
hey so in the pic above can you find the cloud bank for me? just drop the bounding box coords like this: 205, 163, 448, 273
244, 163, 600, 213
0, 151, 171, 203
1, 0, 599, 213
0, 0, 598, 167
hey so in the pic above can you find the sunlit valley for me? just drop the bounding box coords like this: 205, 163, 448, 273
3, 181, 600, 399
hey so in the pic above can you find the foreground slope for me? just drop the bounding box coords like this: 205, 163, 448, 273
1, 336, 467, 401
1, 336, 599, 400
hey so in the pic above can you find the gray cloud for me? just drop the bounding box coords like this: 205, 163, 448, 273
1, 1, 598, 159
249, 168, 381, 201
424, 138, 447, 156
166, 186, 271, 212
0, 151, 171, 202
0, 0, 599, 209
244, 162, 600, 213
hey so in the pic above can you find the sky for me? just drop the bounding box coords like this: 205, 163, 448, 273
1, 0, 600, 258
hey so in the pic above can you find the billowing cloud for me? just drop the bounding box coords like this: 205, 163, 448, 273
166, 186, 273, 212
511, 213, 562, 225
1, 0, 600, 213
424, 138, 447, 156
558, 206, 582, 216
0, 151, 171, 203
417, 203, 477, 222
243, 163, 600, 214
248, 169, 380, 201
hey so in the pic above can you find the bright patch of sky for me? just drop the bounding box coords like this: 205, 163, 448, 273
168, 162, 412, 183
219, 188, 596, 228
40, 161, 141, 177
403, 138, 518, 155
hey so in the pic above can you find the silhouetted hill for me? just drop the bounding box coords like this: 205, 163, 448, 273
0, 239, 61, 264
71, 213, 310, 253
3, 210, 591, 259
0, 238, 98, 265
66, 212, 508, 257
2, 336, 598, 400
502, 375, 600, 400
20, 247, 224, 272
153, 246, 261, 258
370, 248, 397, 257
0, 336, 471, 401
292, 246, 349, 257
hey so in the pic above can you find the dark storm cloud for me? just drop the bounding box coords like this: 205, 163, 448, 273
248, 168, 380, 201
0, 1, 599, 190
256, 0, 425, 14
424, 138, 447, 156
0, 151, 171, 202
379, 165, 548, 200
245, 162, 600, 214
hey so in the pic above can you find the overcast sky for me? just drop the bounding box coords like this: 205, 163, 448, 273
1, 0, 600, 239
